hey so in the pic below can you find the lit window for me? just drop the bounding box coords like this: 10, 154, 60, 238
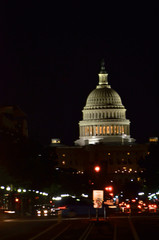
107, 126, 110, 134
114, 126, 116, 134
96, 126, 98, 135
62, 154, 65, 157
99, 126, 102, 134
111, 126, 113, 134
51, 139, 61, 144
103, 126, 106, 134
85, 127, 90, 136
90, 126, 92, 135
108, 153, 111, 155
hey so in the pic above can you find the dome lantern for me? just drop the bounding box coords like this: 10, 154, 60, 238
98, 59, 110, 88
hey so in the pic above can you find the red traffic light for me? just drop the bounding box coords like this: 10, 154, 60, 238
15, 198, 19, 203
94, 166, 101, 173
105, 186, 113, 192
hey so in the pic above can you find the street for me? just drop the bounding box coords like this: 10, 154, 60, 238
0, 214, 159, 240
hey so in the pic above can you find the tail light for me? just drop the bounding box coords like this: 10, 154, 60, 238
148, 204, 157, 209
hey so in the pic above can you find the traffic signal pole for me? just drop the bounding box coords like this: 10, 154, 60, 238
96, 208, 99, 221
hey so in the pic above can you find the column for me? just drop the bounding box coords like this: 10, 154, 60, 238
79, 127, 81, 136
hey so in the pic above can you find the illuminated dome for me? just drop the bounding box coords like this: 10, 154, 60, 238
75, 60, 135, 146
85, 87, 124, 110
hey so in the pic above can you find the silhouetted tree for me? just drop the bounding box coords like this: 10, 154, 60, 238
139, 142, 159, 192
0, 133, 57, 190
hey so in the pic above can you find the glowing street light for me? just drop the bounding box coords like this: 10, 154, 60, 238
6, 186, 11, 191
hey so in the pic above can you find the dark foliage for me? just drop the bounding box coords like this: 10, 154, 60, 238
0, 133, 57, 189
138, 142, 159, 192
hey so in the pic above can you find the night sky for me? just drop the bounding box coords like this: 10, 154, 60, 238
0, 2, 158, 146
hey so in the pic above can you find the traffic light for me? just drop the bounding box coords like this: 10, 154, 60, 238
15, 198, 19, 203
105, 186, 113, 192
94, 165, 101, 173
105, 186, 114, 198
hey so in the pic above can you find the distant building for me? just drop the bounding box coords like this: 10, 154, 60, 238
0, 105, 28, 137
54, 142, 148, 190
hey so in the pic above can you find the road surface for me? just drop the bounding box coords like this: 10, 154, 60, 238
0, 214, 159, 239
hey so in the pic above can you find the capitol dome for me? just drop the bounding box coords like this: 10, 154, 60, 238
75, 60, 135, 146
85, 87, 124, 110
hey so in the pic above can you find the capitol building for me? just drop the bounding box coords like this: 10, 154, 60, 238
50, 60, 149, 190
75, 60, 135, 146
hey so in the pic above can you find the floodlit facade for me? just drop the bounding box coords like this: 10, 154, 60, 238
75, 60, 135, 146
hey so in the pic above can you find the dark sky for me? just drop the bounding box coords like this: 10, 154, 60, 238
0, 2, 158, 145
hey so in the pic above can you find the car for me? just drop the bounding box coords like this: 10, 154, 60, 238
148, 203, 157, 213
119, 202, 131, 213
35, 204, 58, 217
137, 202, 148, 213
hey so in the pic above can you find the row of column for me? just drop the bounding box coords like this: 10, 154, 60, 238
83, 111, 125, 120
80, 125, 130, 137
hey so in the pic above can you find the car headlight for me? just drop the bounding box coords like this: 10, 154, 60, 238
37, 210, 41, 216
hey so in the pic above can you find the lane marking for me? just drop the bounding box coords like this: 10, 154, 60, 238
128, 217, 140, 240
79, 222, 94, 240
51, 224, 71, 240
28, 222, 60, 240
